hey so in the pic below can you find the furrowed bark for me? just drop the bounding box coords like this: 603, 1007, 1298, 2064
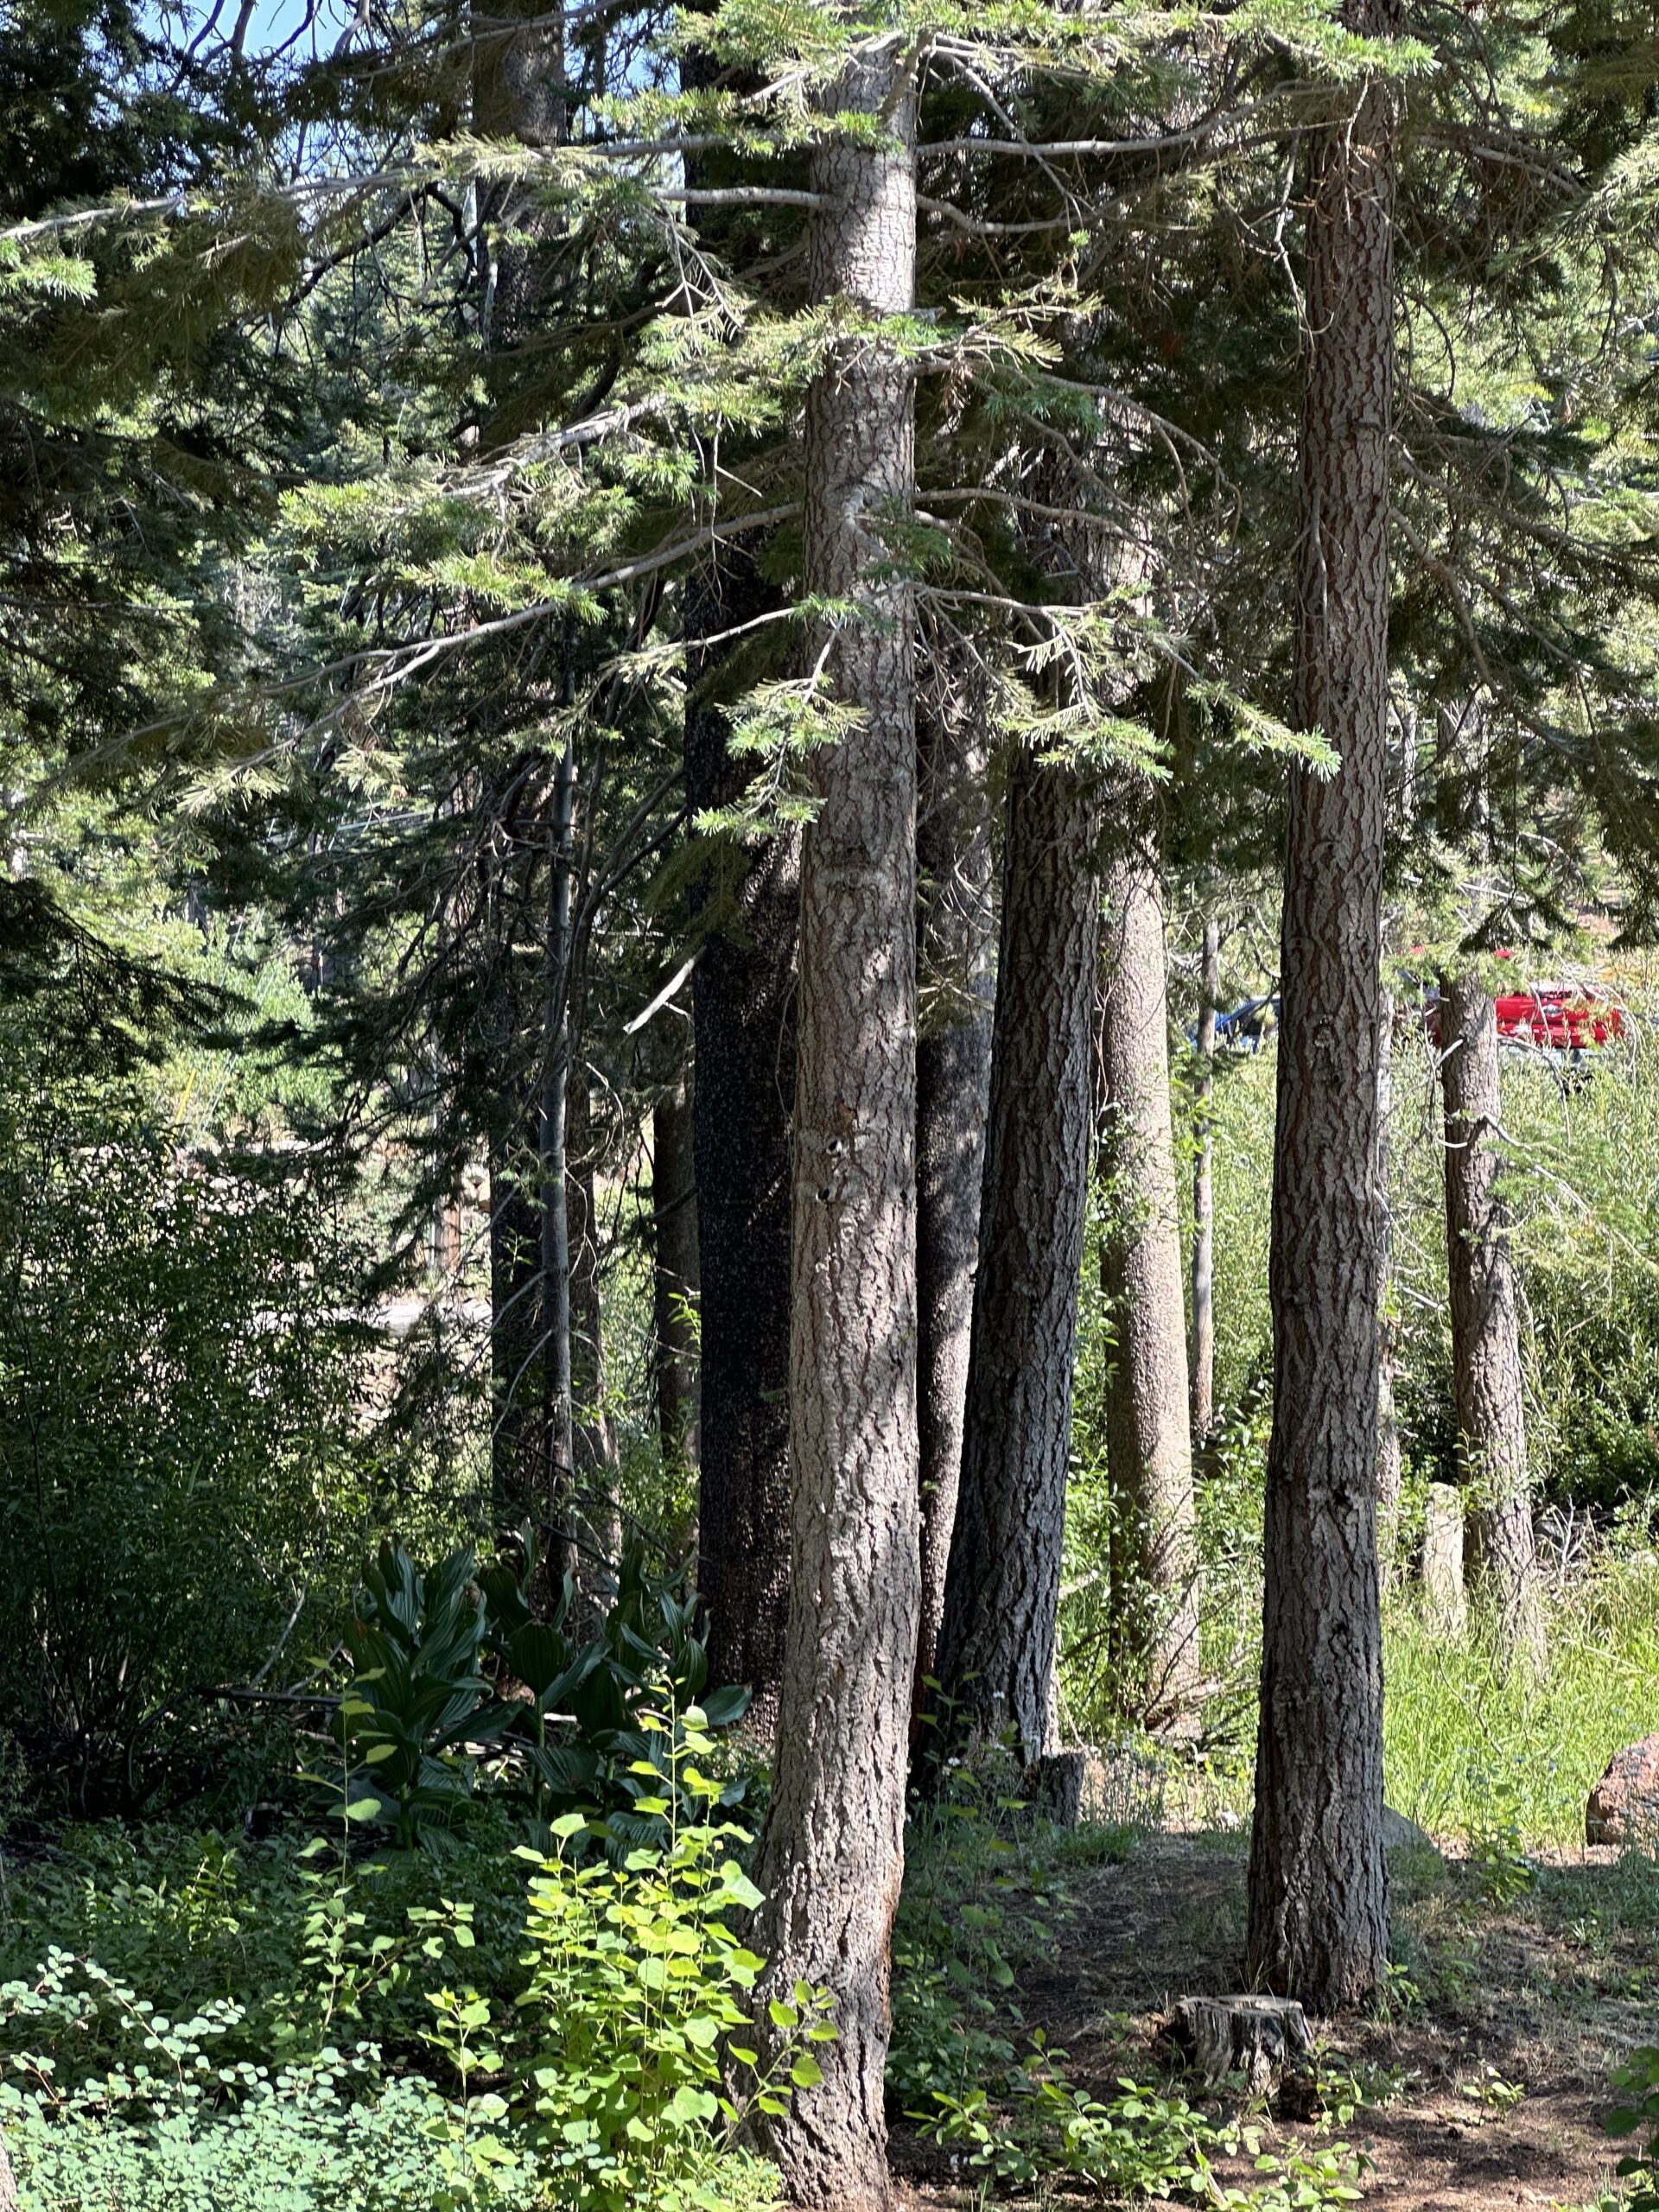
935, 745, 1100, 1765
685, 554, 797, 1726
681, 30, 797, 1729
1099, 817, 1202, 1738
750, 39, 918, 2209
913, 647, 995, 1725
1440, 967, 1542, 1665
1247, 0, 1399, 2013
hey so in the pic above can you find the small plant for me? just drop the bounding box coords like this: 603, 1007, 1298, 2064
1465, 1763, 1538, 1907
514, 1702, 830, 2211
1610, 2041, 1659, 2209
1459, 2062, 1526, 2117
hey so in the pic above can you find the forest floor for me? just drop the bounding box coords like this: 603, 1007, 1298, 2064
890, 1826, 1656, 2211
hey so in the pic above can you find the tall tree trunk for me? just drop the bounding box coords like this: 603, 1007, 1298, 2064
652, 1070, 702, 1476
679, 17, 797, 1726
912, 652, 995, 1724
1190, 914, 1220, 1443
1098, 817, 1203, 1738
935, 747, 1100, 1765
1440, 967, 1542, 1664
1247, 0, 1399, 2013
685, 556, 797, 1722
750, 41, 918, 2209
537, 745, 579, 1592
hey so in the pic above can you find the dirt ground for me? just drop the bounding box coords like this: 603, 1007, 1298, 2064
890, 1830, 1656, 2210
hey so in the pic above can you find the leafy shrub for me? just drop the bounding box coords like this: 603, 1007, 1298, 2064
0, 1069, 396, 1815
321, 1536, 751, 1853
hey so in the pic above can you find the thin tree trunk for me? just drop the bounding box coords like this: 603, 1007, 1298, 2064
537, 745, 579, 1591
1190, 914, 1220, 1443
1099, 820, 1203, 1738
912, 652, 995, 1724
935, 746, 1101, 1765
751, 41, 918, 2209
489, 1135, 542, 1531
652, 1071, 702, 1475
569, 1069, 620, 1592
1247, 0, 1398, 2013
1376, 991, 1403, 1578
1440, 966, 1543, 1664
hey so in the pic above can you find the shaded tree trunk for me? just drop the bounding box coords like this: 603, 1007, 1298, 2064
1440, 967, 1542, 1664
912, 651, 995, 1724
935, 746, 1101, 1765
680, 14, 796, 1725
652, 1070, 702, 1476
750, 41, 918, 2209
1099, 819, 1202, 1738
685, 554, 797, 1724
1247, 0, 1399, 2013
1190, 914, 1220, 1443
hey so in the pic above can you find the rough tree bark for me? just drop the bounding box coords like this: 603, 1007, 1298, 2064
685, 553, 797, 1724
935, 745, 1101, 1764
750, 40, 918, 2209
652, 1070, 702, 1474
679, 36, 797, 1727
1190, 914, 1220, 1445
1440, 966, 1543, 1664
912, 647, 995, 1722
1098, 817, 1203, 1737
1247, 0, 1399, 2013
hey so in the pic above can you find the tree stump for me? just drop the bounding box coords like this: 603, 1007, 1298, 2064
1166, 1995, 1312, 2091
1421, 1482, 1467, 1634
1026, 1748, 1086, 1827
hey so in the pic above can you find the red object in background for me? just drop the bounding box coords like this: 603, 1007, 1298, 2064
1423, 984, 1626, 1052
1491, 989, 1625, 1051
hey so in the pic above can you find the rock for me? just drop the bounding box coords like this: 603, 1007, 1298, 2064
1586, 1733, 1659, 1845
1166, 1994, 1312, 2091
1382, 1803, 1440, 1858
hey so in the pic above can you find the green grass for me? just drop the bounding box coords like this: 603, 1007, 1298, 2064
1382, 1549, 1659, 1847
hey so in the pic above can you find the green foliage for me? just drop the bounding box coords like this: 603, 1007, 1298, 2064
0, 1065, 394, 1815
0, 1763, 806, 2212
317, 1543, 514, 1851
321, 1536, 752, 1853
1608, 2042, 1659, 2209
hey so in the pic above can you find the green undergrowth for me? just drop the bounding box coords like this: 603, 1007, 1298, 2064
0, 1712, 817, 2212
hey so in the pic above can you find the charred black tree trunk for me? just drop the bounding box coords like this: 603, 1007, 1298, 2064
913, 648, 995, 1722
1440, 967, 1542, 1665
750, 41, 918, 2208
935, 747, 1100, 1765
1247, 0, 1398, 2013
1099, 817, 1203, 1737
